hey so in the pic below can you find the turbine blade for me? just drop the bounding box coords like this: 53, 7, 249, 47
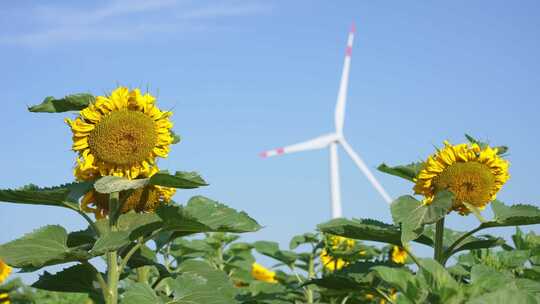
340, 139, 393, 204
334, 22, 355, 134
260, 133, 339, 158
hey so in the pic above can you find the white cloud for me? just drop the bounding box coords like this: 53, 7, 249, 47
0, 0, 270, 47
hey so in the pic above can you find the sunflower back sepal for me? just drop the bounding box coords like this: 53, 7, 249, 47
28, 94, 95, 113
170, 130, 181, 145
378, 162, 424, 182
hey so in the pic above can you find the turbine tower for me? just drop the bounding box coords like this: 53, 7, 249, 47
260, 23, 392, 218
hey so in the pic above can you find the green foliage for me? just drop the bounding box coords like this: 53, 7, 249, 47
0, 225, 91, 268
0, 182, 92, 210
377, 162, 424, 182
32, 264, 98, 294
157, 196, 261, 234
149, 171, 209, 189
157, 260, 238, 304
253, 241, 297, 265
391, 191, 453, 244
121, 283, 162, 304
317, 217, 433, 246
485, 200, 540, 227
94, 171, 208, 194
28, 94, 94, 113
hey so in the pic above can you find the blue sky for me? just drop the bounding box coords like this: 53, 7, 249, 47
1, 0, 539, 280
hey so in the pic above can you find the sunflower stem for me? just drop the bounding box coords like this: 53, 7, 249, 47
434, 217, 445, 264
306, 252, 315, 304
105, 192, 120, 304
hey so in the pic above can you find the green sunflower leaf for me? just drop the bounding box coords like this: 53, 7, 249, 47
391, 191, 453, 244
378, 162, 424, 182
32, 263, 98, 293
0, 225, 91, 268
148, 171, 209, 189
317, 218, 433, 247
94, 171, 208, 194
372, 266, 426, 302
483, 200, 540, 228
422, 227, 505, 256
253, 241, 297, 265
157, 260, 238, 304
0, 182, 93, 210
417, 258, 459, 300
28, 94, 94, 113
157, 196, 261, 235
289, 232, 319, 249
89, 231, 130, 256
122, 282, 164, 304
93, 176, 148, 194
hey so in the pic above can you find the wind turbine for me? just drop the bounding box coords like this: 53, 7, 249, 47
259, 23, 392, 218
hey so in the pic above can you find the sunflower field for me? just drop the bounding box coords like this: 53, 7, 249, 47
1, 88, 540, 304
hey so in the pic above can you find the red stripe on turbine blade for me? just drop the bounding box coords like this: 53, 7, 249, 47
276, 147, 285, 154
346, 46, 352, 57
350, 22, 356, 33
259, 151, 268, 158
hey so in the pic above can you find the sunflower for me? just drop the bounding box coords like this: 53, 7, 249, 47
251, 262, 277, 283
391, 246, 407, 264
414, 141, 509, 215
0, 259, 11, 284
66, 87, 174, 181
81, 185, 176, 219
0, 293, 9, 304
320, 235, 356, 271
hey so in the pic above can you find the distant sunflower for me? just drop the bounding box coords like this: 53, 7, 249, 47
81, 185, 176, 219
251, 263, 277, 283
0, 293, 9, 304
0, 259, 11, 284
320, 235, 356, 271
66, 87, 174, 181
391, 246, 407, 264
414, 141, 509, 215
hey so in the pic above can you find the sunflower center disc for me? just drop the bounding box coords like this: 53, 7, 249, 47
88, 110, 157, 166
433, 161, 496, 207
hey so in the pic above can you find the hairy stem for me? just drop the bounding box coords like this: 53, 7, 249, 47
306, 253, 315, 304
105, 192, 120, 304
434, 217, 445, 264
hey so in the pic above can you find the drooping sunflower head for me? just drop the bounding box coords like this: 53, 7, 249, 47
251, 262, 277, 283
414, 141, 510, 215
320, 235, 357, 271
66, 87, 174, 181
0, 259, 11, 284
80, 185, 176, 219
391, 246, 408, 264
